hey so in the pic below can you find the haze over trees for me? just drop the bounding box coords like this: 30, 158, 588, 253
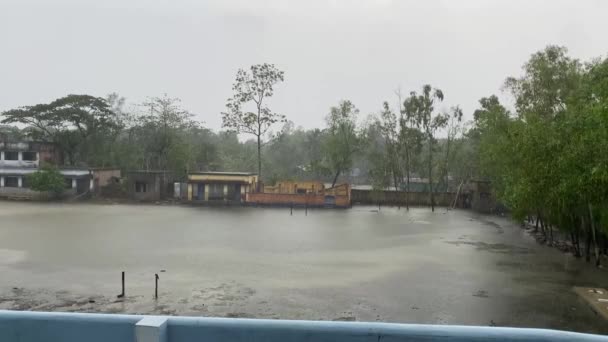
1, 45, 607, 264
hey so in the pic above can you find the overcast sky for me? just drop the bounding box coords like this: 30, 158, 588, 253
1, 0, 607, 131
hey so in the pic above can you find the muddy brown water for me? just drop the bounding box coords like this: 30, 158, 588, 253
0, 201, 607, 334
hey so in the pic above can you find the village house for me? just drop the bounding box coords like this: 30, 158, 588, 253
0, 140, 119, 200
186, 171, 258, 203
126, 170, 177, 202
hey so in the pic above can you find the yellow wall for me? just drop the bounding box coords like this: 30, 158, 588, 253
264, 181, 324, 194
188, 174, 258, 184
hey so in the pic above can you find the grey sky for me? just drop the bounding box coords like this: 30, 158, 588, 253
1, 0, 607, 131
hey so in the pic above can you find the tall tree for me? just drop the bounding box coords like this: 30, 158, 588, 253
137, 94, 198, 173
441, 106, 463, 189
324, 100, 359, 187
398, 93, 424, 210
1, 94, 120, 165
404, 85, 447, 211
222, 63, 285, 187
378, 102, 401, 190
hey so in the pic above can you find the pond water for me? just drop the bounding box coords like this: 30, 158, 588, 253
0, 201, 606, 333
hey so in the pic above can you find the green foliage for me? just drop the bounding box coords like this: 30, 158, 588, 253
323, 100, 360, 187
222, 63, 286, 180
403, 85, 448, 211
27, 166, 65, 195
472, 45, 608, 264
1, 94, 121, 166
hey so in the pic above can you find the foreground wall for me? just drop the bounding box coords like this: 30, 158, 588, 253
351, 189, 456, 206
1, 311, 607, 342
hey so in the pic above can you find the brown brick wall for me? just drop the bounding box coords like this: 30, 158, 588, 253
246, 193, 350, 207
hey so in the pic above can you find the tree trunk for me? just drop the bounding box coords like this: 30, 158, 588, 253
570, 231, 581, 257
405, 146, 410, 211
428, 137, 434, 212
588, 202, 601, 267
583, 215, 591, 262
393, 170, 399, 192
257, 134, 262, 192
331, 169, 340, 188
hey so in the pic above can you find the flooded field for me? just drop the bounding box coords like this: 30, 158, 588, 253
0, 201, 607, 333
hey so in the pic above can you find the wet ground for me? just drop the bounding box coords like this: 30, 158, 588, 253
0, 201, 607, 333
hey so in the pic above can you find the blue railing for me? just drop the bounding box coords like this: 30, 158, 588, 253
1, 310, 607, 342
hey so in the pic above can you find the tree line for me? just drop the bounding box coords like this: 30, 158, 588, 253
2, 45, 608, 266
0, 63, 469, 202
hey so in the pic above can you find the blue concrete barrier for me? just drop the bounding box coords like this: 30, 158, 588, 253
0, 310, 607, 342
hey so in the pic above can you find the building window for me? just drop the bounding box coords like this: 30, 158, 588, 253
4, 177, 19, 187
21, 177, 29, 189
4, 151, 18, 160
135, 182, 148, 193
22, 152, 37, 161
64, 178, 73, 189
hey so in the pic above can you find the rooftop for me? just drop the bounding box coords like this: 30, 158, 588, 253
189, 171, 257, 176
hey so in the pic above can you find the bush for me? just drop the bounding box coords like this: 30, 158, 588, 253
27, 166, 65, 195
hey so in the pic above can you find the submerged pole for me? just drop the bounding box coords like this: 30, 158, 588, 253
155, 274, 159, 299
117, 271, 125, 298
290, 203, 293, 216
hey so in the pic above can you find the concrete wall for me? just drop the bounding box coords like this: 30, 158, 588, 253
1, 311, 607, 342
351, 189, 456, 207
92, 169, 121, 189
126, 172, 176, 201
0, 187, 49, 200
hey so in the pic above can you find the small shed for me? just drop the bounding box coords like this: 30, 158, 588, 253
126, 171, 176, 201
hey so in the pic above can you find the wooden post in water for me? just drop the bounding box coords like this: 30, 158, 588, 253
155, 274, 159, 299
290, 203, 293, 216
117, 271, 125, 298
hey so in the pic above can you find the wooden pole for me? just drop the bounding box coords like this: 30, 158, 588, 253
155, 274, 159, 299
290, 203, 293, 216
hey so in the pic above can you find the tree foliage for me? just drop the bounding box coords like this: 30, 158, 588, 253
323, 100, 360, 187
27, 166, 66, 195
222, 63, 286, 182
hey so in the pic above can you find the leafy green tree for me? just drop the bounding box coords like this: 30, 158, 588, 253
404, 85, 448, 211
323, 100, 360, 187
222, 63, 286, 186
27, 166, 66, 197
1, 94, 120, 165
378, 102, 401, 190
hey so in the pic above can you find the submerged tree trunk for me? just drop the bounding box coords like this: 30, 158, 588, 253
588, 203, 601, 267
428, 137, 434, 212
331, 169, 340, 188
257, 133, 262, 192
405, 146, 410, 211
583, 215, 591, 262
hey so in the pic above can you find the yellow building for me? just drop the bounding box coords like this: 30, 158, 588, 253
263, 181, 324, 195
187, 172, 258, 202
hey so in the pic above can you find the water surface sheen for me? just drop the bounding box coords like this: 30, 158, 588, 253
0, 202, 606, 333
